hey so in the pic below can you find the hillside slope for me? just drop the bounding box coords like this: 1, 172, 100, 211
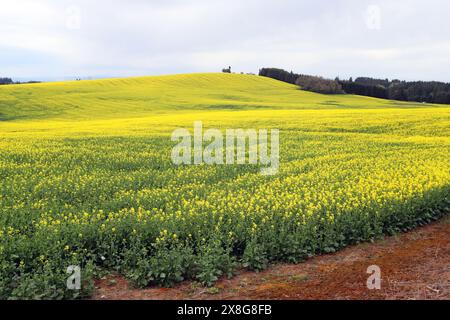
0, 73, 440, 121
0, 72, 448, 299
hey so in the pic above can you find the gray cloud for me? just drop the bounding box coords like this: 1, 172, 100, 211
1, 0, 449, 81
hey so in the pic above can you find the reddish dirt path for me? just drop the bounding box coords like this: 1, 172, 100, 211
93, 216, 450, 300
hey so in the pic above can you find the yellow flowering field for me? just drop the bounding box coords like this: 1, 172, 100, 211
0, 73, 449, 299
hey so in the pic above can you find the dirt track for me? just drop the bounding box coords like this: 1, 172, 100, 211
93, 216, 450, 300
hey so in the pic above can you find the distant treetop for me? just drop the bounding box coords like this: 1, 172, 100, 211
0, 77, 13, 85
259, 67, 450, 104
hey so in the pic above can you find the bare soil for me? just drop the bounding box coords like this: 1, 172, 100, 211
93, 216, 450, 300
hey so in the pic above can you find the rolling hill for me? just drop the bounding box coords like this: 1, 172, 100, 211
0, 73, 449, 299
0, 73, 441, 122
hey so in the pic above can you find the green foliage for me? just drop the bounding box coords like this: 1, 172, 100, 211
242, 240, 268, 272
194, 240, 235, 286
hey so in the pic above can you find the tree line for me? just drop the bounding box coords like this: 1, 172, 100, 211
0, 77, 41, 86
259, 68, 450, 104
339, 78, 450, 103
0, 77, 13, 85
259, 68, 343, 94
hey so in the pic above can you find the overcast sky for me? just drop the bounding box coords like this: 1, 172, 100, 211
1, 0, 450, 82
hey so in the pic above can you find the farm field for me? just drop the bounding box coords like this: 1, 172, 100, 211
0, 73, 449, 299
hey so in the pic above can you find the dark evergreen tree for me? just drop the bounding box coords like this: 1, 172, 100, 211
0, 77, 13, 85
